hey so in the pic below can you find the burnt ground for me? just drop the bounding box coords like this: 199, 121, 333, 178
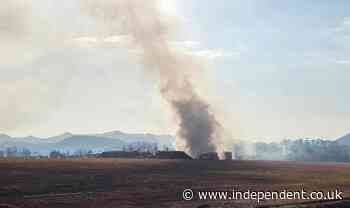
0, 159, 350, 208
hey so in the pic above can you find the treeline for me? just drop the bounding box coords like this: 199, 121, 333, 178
234, 139, 350, 162
0, 141, 171, 159
0, 147, 96, 159
0, 147, 33, 158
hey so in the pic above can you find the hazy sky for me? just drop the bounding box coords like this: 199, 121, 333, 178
1, 0, 349, 141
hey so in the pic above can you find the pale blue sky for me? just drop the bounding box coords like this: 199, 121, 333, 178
177, 0, 350, 140
1, 0, 349, 141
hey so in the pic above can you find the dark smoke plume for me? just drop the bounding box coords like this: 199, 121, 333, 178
83, 0, 222, 157
170, 88, 220, 156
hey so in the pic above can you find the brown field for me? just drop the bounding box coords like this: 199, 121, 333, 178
0, 159, 350, 208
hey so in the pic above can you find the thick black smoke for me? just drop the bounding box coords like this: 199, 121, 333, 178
170, 90, 220, 156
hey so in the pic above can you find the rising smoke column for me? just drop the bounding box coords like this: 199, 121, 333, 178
83, 0, 222, 157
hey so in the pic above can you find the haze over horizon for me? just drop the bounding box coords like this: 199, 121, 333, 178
1, 0, 350, 142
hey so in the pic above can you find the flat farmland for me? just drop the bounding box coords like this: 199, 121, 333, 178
0, 159, 350, 208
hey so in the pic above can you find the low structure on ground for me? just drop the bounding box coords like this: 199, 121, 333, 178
99, 151, 153, 159
155, 151, 192, 159
198, 152, 219, 160
224, 152, 232, 160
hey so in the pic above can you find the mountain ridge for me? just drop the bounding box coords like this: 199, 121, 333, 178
337, 133, 350, 145
0, 130, 175, 155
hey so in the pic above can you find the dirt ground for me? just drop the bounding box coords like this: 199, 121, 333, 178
0, 159, 350, 208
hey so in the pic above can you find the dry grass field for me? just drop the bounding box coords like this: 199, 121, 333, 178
0, 159, 350, 208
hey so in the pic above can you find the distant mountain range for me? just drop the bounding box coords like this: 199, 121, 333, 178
2, 131, 349, 156
0, 130, 175, 155
337, 133, 350, 145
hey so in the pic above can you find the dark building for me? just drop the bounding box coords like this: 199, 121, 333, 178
198, 152, 219, 160
99, 151, 153, 159
155, 151, 192, 159
224, 152, 232, 160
